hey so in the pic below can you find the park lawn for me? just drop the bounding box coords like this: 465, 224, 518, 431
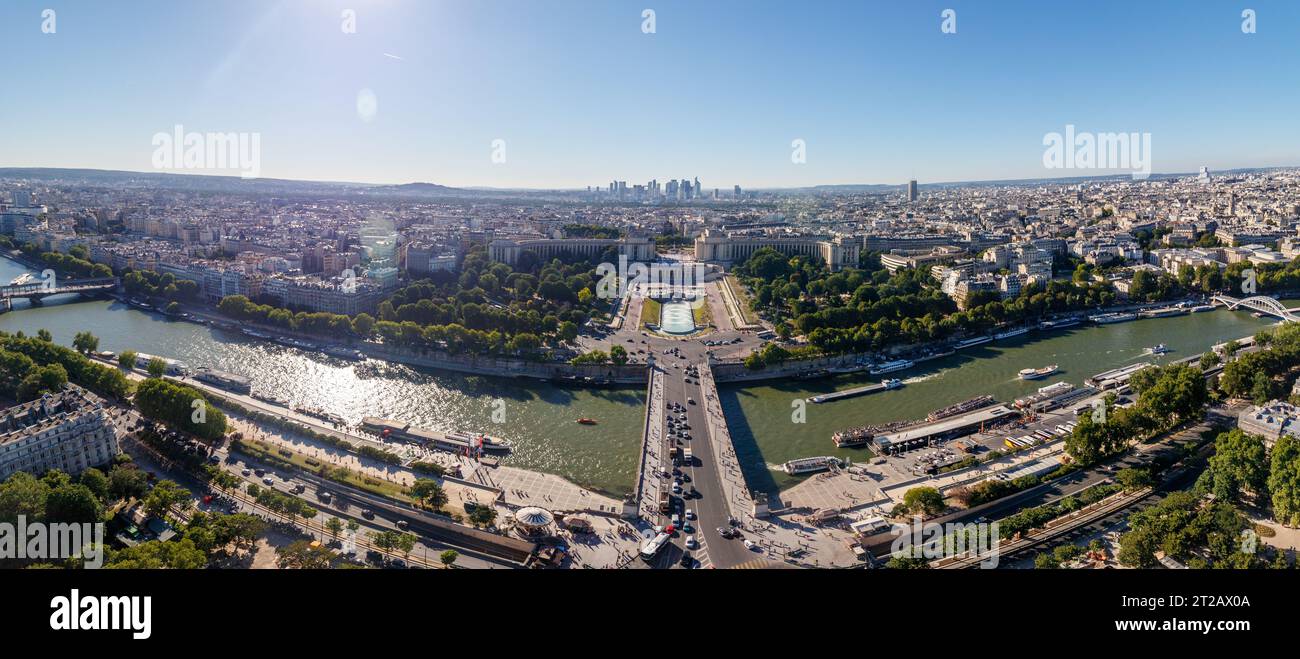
692, 297, 713, 327
640, 297, 662, 330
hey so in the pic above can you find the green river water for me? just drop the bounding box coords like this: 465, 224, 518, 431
1, 255, 1280, 496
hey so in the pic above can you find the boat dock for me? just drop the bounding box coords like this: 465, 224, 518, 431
1086, 362, 1153, 389
359, 417, 511, 454
1140, 306, 1188, 319
873, 404, 1019, 454
807, 380, 902, 404
1015, 382, 1098, 412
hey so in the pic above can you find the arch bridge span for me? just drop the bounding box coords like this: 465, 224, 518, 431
1211, 294, 1300, 322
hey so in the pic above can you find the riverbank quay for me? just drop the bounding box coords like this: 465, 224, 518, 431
361, 344, 648, 384
775, 337, 1250, 566
1, 248, 49, 272
209, 400, 641, 566
45, 275, 643, 386
209, 387, 628, 516
191, 288, 1277, 387
709, 295, 1243, 385
776, 372, 1113, 519
110, 396, 523, 568
94, 354, 628, 520
162, 297, 652, 385
220, 425, 641, 567
4, 251, 1295, 395
119, 429, 477, 569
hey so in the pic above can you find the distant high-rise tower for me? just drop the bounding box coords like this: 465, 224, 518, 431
1197, 166, 1212, 184
907, 179, 918, 202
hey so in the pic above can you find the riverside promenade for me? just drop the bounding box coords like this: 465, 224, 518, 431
364, 345, 649, 384
698, 362, 760, 521
106, 357, 624, 516
633, 365, 668, 521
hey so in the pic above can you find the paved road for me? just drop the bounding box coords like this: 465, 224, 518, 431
109, 404, 519, 569
993, 424, 1216, 567
580, 284, 767, 366
633, 357, 755, 569
212, 447, 527, 566
862, 405, 1235, 560
679, 367, 756, 568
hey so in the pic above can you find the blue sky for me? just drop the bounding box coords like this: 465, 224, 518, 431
1, 0, 1297, 188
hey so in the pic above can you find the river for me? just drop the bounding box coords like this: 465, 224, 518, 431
719, 301, 1282, 494
0, 257, 645, 496
2, 254, 1282, 498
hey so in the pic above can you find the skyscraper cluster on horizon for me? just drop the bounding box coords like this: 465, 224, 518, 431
587, 177, 742, 202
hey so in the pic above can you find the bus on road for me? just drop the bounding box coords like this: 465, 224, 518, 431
640, 532, 671, 561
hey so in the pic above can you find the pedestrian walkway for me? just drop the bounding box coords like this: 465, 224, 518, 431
635, 366, 668, 521
470, 460, 624, 514
226, 416, 500, 510
781, 468, 889, 513
698, 362, 758, 522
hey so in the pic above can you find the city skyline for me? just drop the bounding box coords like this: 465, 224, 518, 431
3, 0, 1297, 637
3, 0, 1299, 188
3, 163, 1294, 194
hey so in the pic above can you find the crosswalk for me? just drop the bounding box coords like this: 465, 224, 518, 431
694, 535, 714, 569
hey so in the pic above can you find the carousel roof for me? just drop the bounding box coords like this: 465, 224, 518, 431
514, 506, 554, 527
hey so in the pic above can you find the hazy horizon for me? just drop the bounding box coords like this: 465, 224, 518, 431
4, 163, 1297, 194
